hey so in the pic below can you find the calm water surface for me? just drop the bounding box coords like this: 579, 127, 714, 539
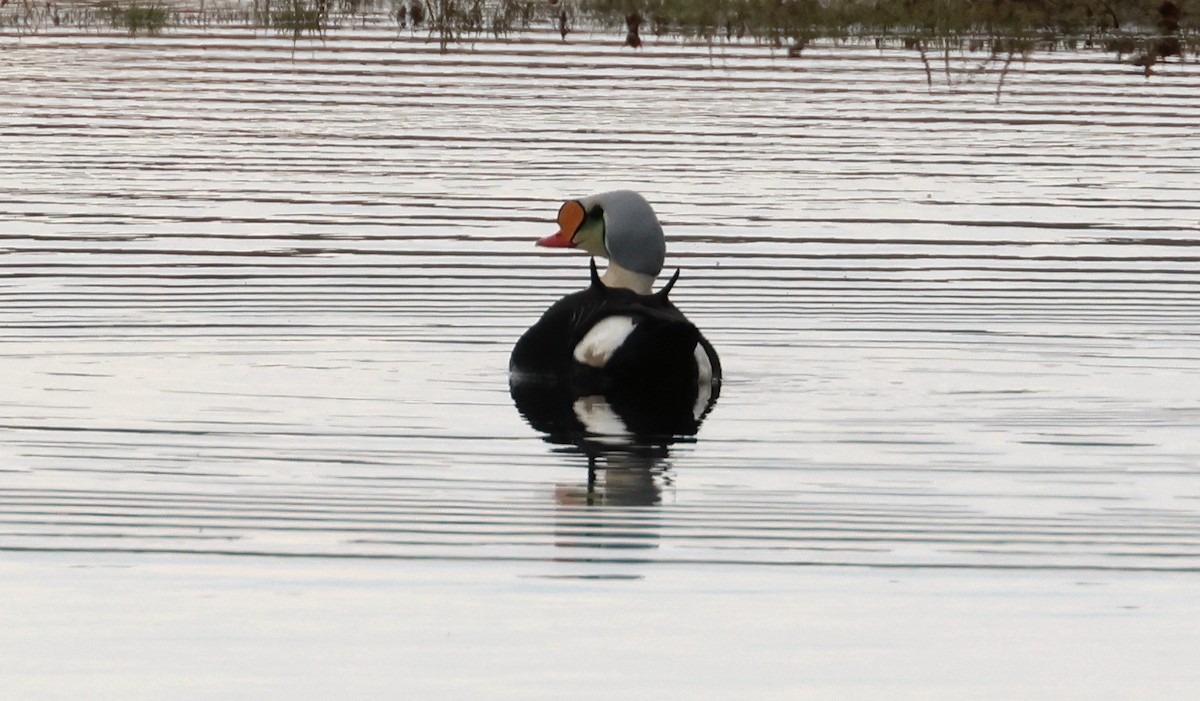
2, 28, 1199, 699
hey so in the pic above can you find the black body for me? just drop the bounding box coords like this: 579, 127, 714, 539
509, 262, 721, 441
509, 262, 721, 395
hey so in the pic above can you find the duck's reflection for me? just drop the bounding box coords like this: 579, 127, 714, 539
510, 379, 719, 510
552, 446, 671, 508
513, 380, 717, 562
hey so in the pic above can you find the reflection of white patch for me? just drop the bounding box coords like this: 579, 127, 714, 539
573, 395, 630, 440
693, 344, 714, 420
573, 316, 637, 368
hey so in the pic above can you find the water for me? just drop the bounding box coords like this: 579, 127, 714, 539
2, 28, 1199, 698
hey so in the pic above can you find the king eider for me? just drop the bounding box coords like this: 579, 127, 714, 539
509, 190, 721, 408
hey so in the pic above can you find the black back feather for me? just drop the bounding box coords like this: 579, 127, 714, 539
588, 258, 605, 294
655, 268, 681, 301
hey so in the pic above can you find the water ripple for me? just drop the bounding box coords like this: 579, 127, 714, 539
1, 30, 1198, 574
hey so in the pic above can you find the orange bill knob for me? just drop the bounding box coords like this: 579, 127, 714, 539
536, 200, 585, 248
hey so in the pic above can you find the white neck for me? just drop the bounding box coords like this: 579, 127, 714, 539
601, 261, 656, 295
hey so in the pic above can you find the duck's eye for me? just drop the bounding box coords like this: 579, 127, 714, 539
573, 204, 605, 248
585, 204, 605, 228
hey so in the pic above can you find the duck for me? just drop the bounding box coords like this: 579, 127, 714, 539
509, 190, 721, 412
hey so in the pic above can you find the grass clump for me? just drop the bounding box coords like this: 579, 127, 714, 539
416, 0, 542, 49
266, 0, 329, 38
98, 1, 170, 35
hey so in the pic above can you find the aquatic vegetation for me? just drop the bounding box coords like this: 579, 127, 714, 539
1, 0, 1195, 71
96, 1, 171, 34
263, 0, 329, 38
579, 0, 1197, 59
569, 0, 1198, 92
489, 0, 542, 37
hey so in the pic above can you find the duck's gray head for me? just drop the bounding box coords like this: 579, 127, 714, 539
536, 189, 665, 278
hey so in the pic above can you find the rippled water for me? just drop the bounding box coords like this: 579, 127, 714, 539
2, 28, 1199, 698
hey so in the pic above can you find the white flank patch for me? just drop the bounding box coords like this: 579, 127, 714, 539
694, 344, 713, 384
693, 344, 714, 420
573, 316, 637, 368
